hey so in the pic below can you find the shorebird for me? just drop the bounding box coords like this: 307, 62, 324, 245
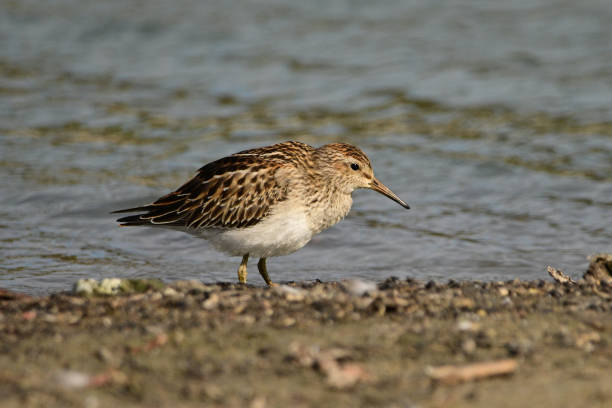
113, 141, 409, 285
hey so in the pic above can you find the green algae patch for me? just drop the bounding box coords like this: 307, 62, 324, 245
118, 278, 165, 294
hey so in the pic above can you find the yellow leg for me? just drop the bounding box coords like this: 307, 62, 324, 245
237, 254, 249, 284
257, 258, 277, 286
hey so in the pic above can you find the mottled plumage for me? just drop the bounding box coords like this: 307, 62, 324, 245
114, 141, 409, 285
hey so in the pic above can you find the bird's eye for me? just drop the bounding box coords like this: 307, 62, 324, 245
350, 163, 360, 171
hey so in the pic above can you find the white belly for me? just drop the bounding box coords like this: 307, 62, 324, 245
193, 202, 314, 258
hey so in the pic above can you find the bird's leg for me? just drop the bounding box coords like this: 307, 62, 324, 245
237, 254, 249, 284
257, 258, 277, 286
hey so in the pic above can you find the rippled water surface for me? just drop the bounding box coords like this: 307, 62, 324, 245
2, 0, 611, 294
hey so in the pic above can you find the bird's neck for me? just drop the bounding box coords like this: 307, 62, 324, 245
302, 172, 353, 234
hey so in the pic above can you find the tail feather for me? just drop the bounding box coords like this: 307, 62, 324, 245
113, 204, 156, 226
115, 213, 152, 226
113, 189, 193, 227
111, 206, 151, 214
113, 202, 188, 227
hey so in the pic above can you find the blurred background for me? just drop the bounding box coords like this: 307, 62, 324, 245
1, 0, 611, 294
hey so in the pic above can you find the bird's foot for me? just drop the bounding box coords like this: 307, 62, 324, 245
237, 254, 249, 284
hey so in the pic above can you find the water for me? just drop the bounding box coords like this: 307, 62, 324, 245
1, 0, 611, 294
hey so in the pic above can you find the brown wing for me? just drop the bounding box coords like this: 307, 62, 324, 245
114, 142, 312, 229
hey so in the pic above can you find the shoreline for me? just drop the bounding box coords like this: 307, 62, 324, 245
1, 257, 611, 407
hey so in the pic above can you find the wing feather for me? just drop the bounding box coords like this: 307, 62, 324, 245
113, 141, 314, 229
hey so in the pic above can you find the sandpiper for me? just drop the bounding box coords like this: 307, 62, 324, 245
113, 141, 409, 285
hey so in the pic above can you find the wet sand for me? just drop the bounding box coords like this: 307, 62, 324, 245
1, 257, 611, 408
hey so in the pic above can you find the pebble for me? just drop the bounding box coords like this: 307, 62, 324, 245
342, 279, 377, 296
275, 285, 306, 302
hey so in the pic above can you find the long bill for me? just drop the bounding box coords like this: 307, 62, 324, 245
369, 178, 410, 209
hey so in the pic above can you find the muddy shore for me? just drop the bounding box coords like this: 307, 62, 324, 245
1, 257, 611, 408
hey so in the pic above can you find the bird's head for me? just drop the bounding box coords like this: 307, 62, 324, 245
315, 143, 410, 209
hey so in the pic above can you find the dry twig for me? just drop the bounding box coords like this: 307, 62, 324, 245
426, 359, 518, 385
547, 266, 576, 284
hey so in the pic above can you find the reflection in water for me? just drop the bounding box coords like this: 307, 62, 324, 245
1, 0, 611, 293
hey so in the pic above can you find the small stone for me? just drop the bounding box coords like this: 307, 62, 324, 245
505, 340, 533, 356
55, 370, 91, 389
149, 292, 163, 301
275, 285, 306, 302
233, 303, 247, 314
67, 313, 82, 324
453, 297, 475, 310
95, 347, 114, 363
281, 317, 296, 327
553, 327, 574, 347
324, 362, 370, 389
163, 287, 178, 297
457, 320, 480, 332
342, 279, 377, 296
236, 315, 256, 325
22, 310, 37, 321
575, 332, 601, 350
202, 293, 219, 310
379, 276, 401, 290
462, 338, 477, 355
101, 317, 112, 327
